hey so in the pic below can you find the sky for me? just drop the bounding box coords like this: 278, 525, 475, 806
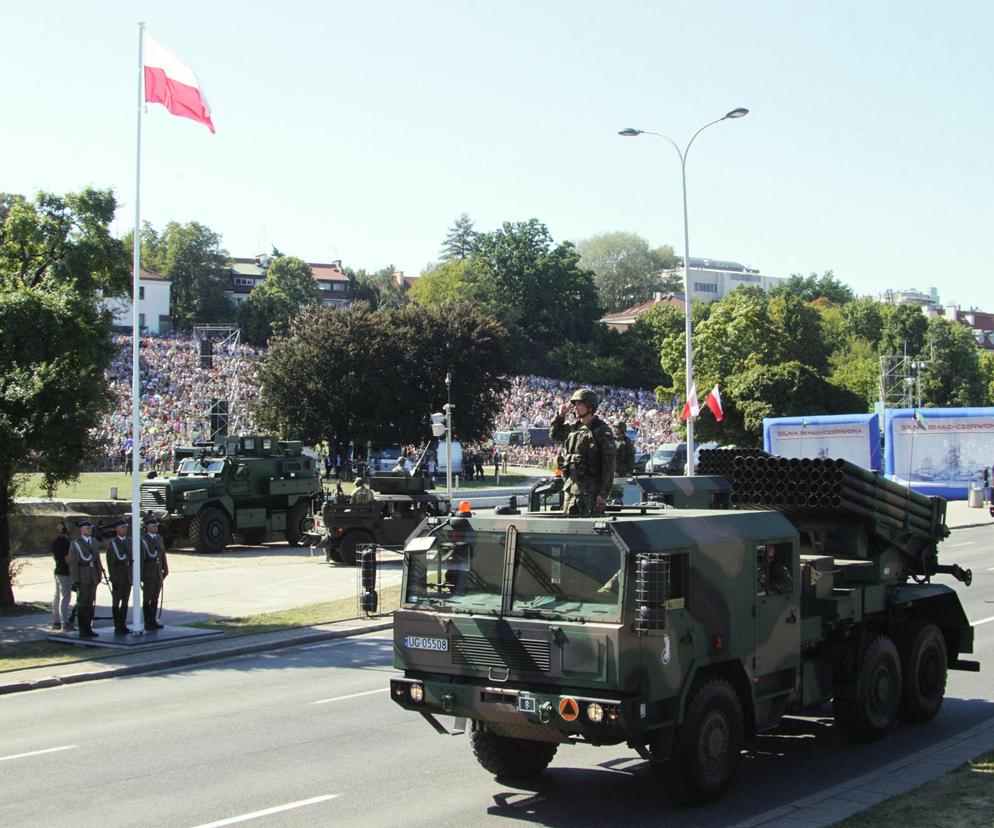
3, 1, 993, 310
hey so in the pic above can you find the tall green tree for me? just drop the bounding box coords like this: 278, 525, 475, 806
771, 271, 856, 305
344, 265, 407, 310
978, 351, 994, 406
237, 255, 322, 346
255, 301, 511, 451
879, 303, 929, 357
829, 337, 880, 409
575, 231, 679, 312
840, 296, 885, 346
409, 258, 483, 306
920, 318, 985, 407
0, 189, 127, 606
440, 213, 477, 261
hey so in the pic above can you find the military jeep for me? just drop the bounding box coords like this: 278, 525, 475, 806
139, 434, 322, 553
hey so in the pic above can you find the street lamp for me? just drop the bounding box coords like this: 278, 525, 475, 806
619, 107, 748, 475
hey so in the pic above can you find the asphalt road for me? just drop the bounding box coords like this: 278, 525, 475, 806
3, 525, 992, 827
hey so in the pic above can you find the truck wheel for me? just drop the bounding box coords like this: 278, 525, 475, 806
339, 529, 374, 566
192, 507, 231, 554
895, 622, 947, 723
664, 677, 743, 805
470, 725, 558, 779
285, 501, 311, 547
833, 633, 901, 742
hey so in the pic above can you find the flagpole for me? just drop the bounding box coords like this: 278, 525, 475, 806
130, 20, 146, 635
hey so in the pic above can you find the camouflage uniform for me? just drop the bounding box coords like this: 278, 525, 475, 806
351, 479, 375, 504
550, 389, 617, 515
614, 423, 636, 478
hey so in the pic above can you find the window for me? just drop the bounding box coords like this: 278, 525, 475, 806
405, 528, 506, 614
332, 283, 346, 292
139, 313, 145, 328
693, 282, 718, 293
139, 286, 145, 300
756, 543, 794, 596
234, 277, 256, 287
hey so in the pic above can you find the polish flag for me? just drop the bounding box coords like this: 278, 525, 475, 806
705, 384, 724, 422
143, 33, 215, 133
680, 383, 699, 421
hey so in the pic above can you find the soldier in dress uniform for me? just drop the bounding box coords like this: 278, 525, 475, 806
105, 518, 134, 635
140, 516, 169, 630
68, 519, 105, 639
550, 388, 617, 515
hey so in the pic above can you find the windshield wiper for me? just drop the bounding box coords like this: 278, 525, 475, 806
520, 607, 585, 622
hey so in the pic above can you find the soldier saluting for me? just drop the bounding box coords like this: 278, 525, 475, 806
550, 388, 617, 515
68, 519, 105, 639
140, 516, 169, 630
105, 518, 133, 635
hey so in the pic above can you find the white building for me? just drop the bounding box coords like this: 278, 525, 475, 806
105, 270, 171, 334
661, 257, 788, 303
878, 287, 940, 308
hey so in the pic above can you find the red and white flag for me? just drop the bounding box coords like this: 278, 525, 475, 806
705, 384, 724, 422
680, 383, 699, 421
143, 33, 215, 133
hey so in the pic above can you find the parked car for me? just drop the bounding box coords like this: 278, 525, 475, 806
633, 452, 651, 474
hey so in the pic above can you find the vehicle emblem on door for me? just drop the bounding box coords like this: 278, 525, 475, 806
661, 633, 672, 665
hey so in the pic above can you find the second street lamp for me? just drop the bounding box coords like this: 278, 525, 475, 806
618, 107, 748, 475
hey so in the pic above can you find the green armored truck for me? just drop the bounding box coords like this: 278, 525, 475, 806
139, 434, 322, 553
387, 455, 977, 804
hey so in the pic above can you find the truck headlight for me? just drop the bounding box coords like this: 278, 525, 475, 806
409, 683, 424, 703
586, 702, 604, 723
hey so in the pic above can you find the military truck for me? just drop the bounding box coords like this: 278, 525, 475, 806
387, 454, 977, 804
306, 439, 451, 565
139, 434, 322, 553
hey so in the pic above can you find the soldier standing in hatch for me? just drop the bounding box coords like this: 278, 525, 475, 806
140, 516, 168, 630
550, 388, 617, 515
614, 421, 636, 478
68, 519, 105, 639
105, 519, 133, 635
351, 478, 376, 504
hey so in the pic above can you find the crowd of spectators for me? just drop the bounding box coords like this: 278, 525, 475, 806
92, 333, 265, 471
90, 339, 674, 472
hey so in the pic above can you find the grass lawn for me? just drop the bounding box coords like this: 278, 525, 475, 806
836, 751, 994, 827
0, 586, 401, 673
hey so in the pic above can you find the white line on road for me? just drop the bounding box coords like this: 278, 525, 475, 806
971, 615, 994, 627
191, 794, 338, 828
0, 745, 77, 763
311, 688, 390, 705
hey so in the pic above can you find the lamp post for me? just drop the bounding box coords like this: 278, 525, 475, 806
619, 108, 748, 475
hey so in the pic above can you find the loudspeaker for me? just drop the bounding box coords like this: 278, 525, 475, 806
199, 339, 213, 369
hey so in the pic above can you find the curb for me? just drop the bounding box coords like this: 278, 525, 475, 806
0, 620, 393, 696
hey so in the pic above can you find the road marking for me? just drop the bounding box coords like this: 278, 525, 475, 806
311, 688, 389, 705
191, 794, 338, 827
971, 615, 994, 627
0, 745, 77, 763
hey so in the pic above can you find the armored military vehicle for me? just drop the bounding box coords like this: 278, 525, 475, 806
387, 454, 977, 804
139, 434, 322, 553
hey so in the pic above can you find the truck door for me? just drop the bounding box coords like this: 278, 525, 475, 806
753, 541, 800, 679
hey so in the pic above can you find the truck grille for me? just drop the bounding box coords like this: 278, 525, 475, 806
140, 483, 167, 510
451, 635, 551, 673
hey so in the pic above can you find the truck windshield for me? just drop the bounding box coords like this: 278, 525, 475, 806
405, 528, 505, 614
511, 533, 623, 622
178, 458, 226, 475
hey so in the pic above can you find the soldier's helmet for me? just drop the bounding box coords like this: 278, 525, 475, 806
569, 388, 599, 411
355, 478, 366, 487
615, 420, 628, 433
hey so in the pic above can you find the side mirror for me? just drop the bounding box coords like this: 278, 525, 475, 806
360, 547, 378, 613
236, 466, 250, 480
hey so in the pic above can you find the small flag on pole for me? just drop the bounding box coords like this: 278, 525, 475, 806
704, 384, 724, 422
913, 409, 928, 429
681, 383, 700, 421
143, 33, 215, 133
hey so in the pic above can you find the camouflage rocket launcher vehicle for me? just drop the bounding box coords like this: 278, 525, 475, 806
139, 435, 321, 553
386, 453, 977, 804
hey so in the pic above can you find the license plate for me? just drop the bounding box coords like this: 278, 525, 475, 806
517, 695, 537, 713
403, 635, 449, 652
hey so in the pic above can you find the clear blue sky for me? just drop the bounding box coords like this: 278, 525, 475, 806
3, 1, 993, 309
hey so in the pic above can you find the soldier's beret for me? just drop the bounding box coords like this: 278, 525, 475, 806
76, 519, 93, 528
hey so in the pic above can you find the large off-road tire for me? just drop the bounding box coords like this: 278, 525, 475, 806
339, 529, 374, 567
238, 528, 267, 546
894, 622, 947, 723
191, 506, 231, 554
664, 677, 744, 805
470, 724, 558, 779
284, 501, 311, 547
833, 633, 902, 742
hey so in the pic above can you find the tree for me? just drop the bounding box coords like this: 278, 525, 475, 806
0, 189, 127, 606
840, 297, 884, 346
768, 293, 830, 373
771, 271, 856, 305
575, 231, 678, 313
237, 255, 322, 346
880, 303, 928, 357
920, 318, 985, 407
829, 337, 880, 409
408, 259, 483, 306
344, 265, 407, 311
440, 213, 477, 261
254, 301, 511, 452
470, 219, 601, 374
143, 221, 233, 329
978, 351, 994, 406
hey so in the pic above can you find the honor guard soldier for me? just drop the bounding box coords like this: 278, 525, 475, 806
68, 519, 105, 639
105, 518, 134, 635
140, 516, 169, 630
550, 388, 617, 515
